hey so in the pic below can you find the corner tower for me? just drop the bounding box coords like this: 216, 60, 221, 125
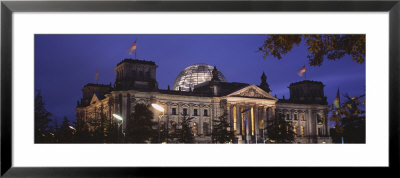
113, 59, 158, 91
288, 80, 327, 105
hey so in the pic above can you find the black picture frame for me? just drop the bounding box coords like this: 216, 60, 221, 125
1, 0, 399, 177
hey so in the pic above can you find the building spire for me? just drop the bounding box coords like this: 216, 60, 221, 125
259, 72, 271, 93
211, 66, 221, 82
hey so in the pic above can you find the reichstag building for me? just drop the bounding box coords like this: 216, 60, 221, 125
76, 59, 332, 143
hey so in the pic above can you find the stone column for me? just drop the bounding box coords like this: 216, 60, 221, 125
227, 103, 231, 131
199, 105, 203, 136
166, 102, 171, 131
177, 103, 181, 128
254, 105, 259, 141
236, 104, 241, 136
325, 110, 330, 136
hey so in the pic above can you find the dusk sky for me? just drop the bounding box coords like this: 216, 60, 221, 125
35, 34, 365, 127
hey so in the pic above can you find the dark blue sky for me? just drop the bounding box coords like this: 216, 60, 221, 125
35, 35, 365, 127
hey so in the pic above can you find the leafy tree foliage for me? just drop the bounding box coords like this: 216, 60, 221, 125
212, 112, 234, 143
330, 94, 365, 143
34, 90, 54, 143
265, 116, 295, 143
125, 104, 157, 143
259, 35, 365, 66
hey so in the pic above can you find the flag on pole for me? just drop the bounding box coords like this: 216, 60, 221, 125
129, 41, 137, 55
334, 88, 340, 109
297, 65, 306, 76
95, 71, 99, 81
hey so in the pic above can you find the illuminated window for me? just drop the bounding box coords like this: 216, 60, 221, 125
294, 126, 297, 136
193, 109, 198, 116
172, 108, 177, 115
233, 106, 237, 135
203, 109, 208, 116
301, 113, 305, 121
301, 126, 305, 137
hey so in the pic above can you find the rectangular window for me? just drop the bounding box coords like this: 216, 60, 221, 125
204, 109, 208, 116
194, 109, 198, 116
294, 126, 297, 136
294, 114, 298, 120
172, 108, 177, 115
286, 114, 290, 120
301, 126, 305, 137
301, 114, 305, 121
183, 108, 188, 116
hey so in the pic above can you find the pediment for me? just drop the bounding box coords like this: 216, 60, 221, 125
227, 85, 277, 100
90, 94, 100, 105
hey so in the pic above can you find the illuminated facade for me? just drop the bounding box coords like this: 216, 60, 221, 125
76, 58, 331, 143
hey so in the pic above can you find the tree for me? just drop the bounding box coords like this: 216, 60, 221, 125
74, 114, 93, 143
265, 115, 295, 143
125, 104, 158, 143
259, 35, 365, 66
330, 94, 365, 143
34, 90, 53, 143
92, 104, 112, 143
59, 116, 74, 143
212, 112, 234, 143
176, 113, 195, 143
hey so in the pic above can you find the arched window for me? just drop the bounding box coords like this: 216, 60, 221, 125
286, 113, 291, 120
317, 114, 323, 124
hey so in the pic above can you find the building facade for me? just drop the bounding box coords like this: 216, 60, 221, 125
76, 59, 331, 143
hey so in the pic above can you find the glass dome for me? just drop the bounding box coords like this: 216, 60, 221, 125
172, 64, 227, 91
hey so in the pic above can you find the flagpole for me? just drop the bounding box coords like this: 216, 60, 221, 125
135, 39, 137, 59
304, 63, 307, 80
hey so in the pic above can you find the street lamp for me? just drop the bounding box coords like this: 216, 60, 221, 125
69, 125, 76, 134
113, 114, 123, 143
152, 103, 165, 143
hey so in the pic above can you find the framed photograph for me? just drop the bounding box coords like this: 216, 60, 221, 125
1, 0, 399, 177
